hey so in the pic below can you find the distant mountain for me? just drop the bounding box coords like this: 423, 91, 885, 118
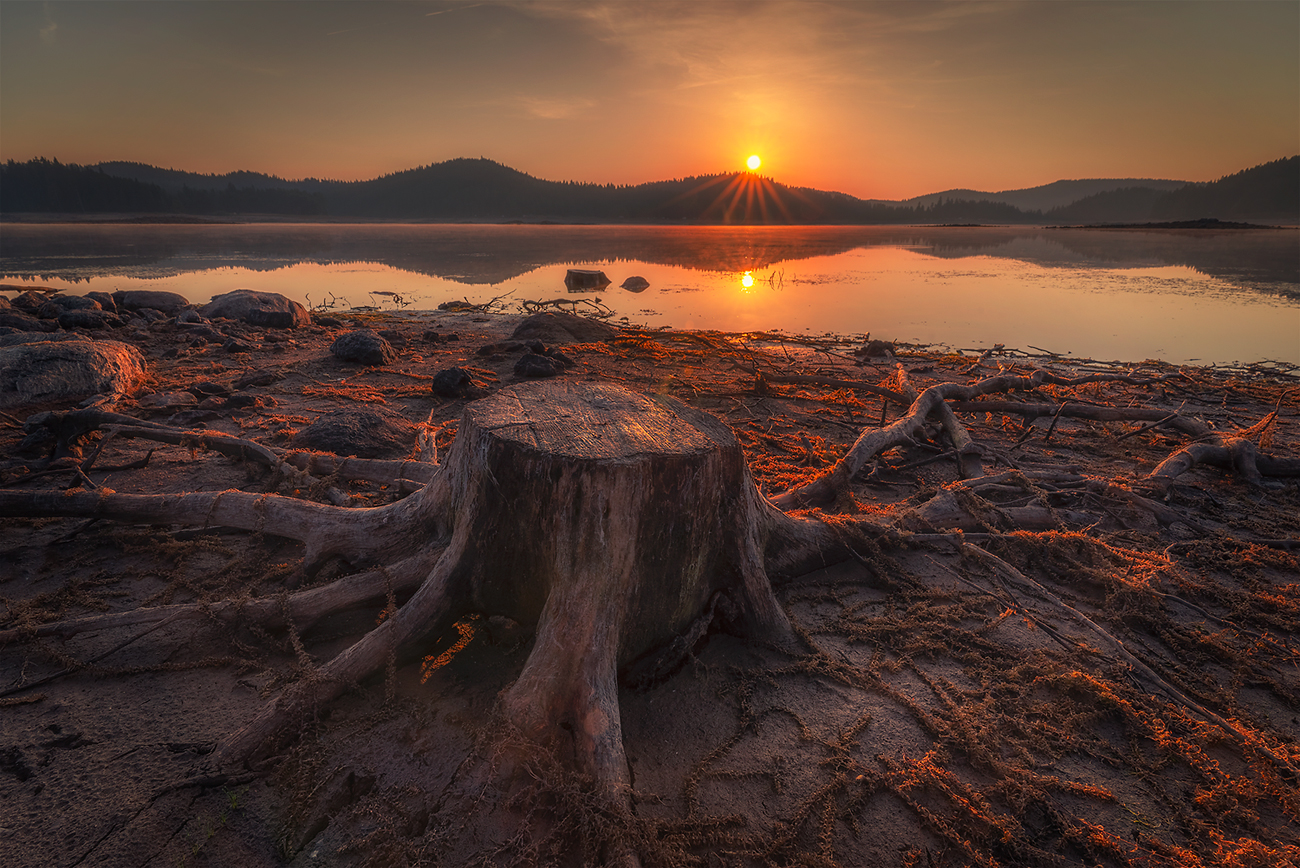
2, 155, 1295, 224
0, 158, 168, 213
92, 161, 318, 192
894, 178, 1191, 213
1045, 157, 1299, 224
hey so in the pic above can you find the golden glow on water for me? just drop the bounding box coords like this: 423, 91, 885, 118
2, 225, 1295, 365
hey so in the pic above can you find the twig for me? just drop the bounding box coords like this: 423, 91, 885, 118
1116, 410, 1183, 442
1042, 402, 1067, 443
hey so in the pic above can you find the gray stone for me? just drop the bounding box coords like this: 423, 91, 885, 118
514, 352, 565, 378
431, 367, 484, 398
620, 276, 650, 292
290, 406, 416, 459
9, 291, 49, 312
167, 409, 220, 427
0, 310, 58, 333
0, 340, 146, 410
331, 329, 397, 366
510, 312, 618, 344
58, 309, 121, 330
200, 289, 310, 329
86, 291, 117, 313
138, 391, 199, 411
49, 295, 103, 312
236, 369, 284, 389
114, 290, 190, 314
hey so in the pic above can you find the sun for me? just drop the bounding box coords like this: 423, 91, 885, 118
746, 154, 761, 172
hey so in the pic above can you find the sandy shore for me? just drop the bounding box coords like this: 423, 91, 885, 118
1, 308, 1297, 867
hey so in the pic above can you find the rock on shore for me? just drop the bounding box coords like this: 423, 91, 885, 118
0, 339, 146, 409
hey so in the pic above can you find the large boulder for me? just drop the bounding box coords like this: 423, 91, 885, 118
114, 290, 190, 314
331, 329, 397, 366
289, 406, 416, 459
200, 289, 310, 329
509, 312, 618, 344
0, 340, 146, 410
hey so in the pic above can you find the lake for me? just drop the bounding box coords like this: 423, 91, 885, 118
1, 223, 1296, 365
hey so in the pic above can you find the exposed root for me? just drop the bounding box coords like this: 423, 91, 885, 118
778, 368, 1294, 508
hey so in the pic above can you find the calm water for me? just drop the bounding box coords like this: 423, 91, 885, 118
2, 223, 1296, 364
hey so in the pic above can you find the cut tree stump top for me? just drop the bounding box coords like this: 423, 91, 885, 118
467, 380, 725, 460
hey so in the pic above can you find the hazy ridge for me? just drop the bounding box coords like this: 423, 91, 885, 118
1, 155, 1295, 225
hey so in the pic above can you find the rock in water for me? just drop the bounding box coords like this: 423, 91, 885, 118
290, 407, 417, 459
619, 276, 650, 292
200, 289, 311, 329
0, 340, 146, 410
331, 329, 397, 366
563, 269, 611, 292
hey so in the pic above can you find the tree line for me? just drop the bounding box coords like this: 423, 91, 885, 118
2, 155, 1294, 224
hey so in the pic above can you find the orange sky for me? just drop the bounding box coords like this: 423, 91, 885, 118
1, 1, 1296, 200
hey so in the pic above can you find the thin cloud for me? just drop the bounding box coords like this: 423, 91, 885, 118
426, 3, 485, 17
39, 5, 57, 45
516, 96, 596, 120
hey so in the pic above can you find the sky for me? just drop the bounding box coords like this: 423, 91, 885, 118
1, 1, 1296, 200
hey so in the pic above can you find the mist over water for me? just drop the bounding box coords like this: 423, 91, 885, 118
2, 224, 1296, 364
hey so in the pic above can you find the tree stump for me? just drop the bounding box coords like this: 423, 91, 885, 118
180, 380, 805, 805
0, 379, 839, 864
446, 380, 796, 791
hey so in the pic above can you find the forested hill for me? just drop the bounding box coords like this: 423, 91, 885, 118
2, 155, 1295, 224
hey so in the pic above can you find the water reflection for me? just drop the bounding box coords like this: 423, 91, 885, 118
1, 223, 1296, 294
1, 223, 1296, 363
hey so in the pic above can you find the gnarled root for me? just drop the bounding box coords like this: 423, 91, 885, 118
777, 368, 1292, 509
